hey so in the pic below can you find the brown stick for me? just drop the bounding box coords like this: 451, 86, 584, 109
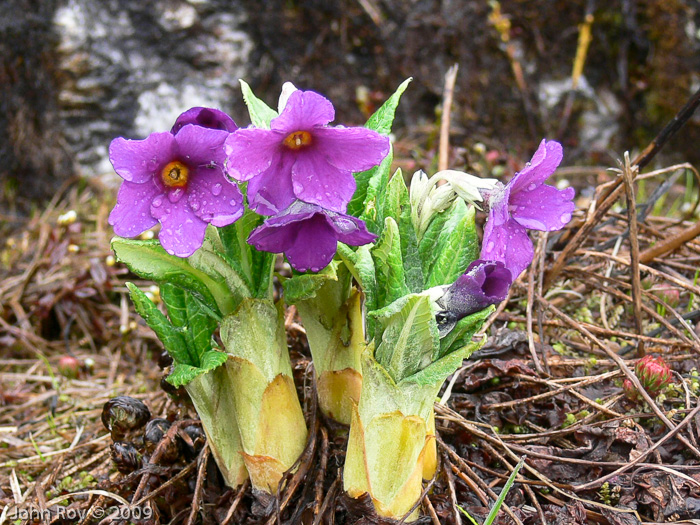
621, 153, 644, 356
538, 296, 700, 459
544, 86, 700, 290
640, 219, 700, 264
438, 64, 459, 172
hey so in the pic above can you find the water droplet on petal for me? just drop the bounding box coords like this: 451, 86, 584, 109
212, 183, 222, 196
486, 240, 495, 252
560, 213, 571, 224
229, 199, 237, 206
190, 200, 200, 211
528, 183, 536, 191
168, 188, 185, 203
152, 196, 163, 207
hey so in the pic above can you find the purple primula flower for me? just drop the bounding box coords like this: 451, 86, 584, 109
481, 139, 575, 279
436, 260, 512, 336
171, 107, 238, 134
109, 122, 243, 257
224, 89, 390, 215
248, 200, 377, 272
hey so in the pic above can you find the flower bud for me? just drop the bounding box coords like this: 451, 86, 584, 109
111, 441, 141, 474
57, 355, 81, 379
634, 355, 672, 397
102, 396, 151, 440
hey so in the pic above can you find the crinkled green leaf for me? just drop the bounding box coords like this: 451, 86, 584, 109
218, 210, 275, 299
161, 284, 217, 358
371, 293, 439, 383
426, 205, 478, 287
127, 282, 194, 366
188, 231, 251, 310
439, 305, 493, 359
380, 169, 423, 292
347, 78, 411, 221
199, 349, 229, 371
239, 79, 278, 129
338, 243, 378, 337
371, 218, 409, 310
112, 237, 230, 316
349, 149, 393, 229
401, 338, 481, 388
166, 350, 228, 388
365, 78, 411, 135
283, 260, 340, 304
418, 201, 458, 277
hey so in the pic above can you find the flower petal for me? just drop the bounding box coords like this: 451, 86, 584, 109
291, 152, 355, 212
283, 216, 338, 272
245, 151, 297, 215
270, 90, 335, 133
509, 139, 563, 195
224, 127, 282, 181
188, 167, 244, 227
327, 213, 377, 246
312, 126, 390, 173
510, 183, 575, 231
174, 125, 229, 167
247, 217, 299, 254
150, 190, 208, 257
108, 179, 160, 237
171, 107, 237, 134
109, 132, 176, 183
441, 260, 512, 315
481, 217, 533, 279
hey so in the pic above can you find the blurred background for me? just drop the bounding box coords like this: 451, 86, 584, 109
2, 0, 699, 211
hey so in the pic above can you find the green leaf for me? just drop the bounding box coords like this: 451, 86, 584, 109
371, 218, 409, 310
167, 363, 203, 387
418, 201, 460, 277
371, 293, 439, 383
348, 78, 410, 221
239, 79, 278, 129
426, 205, 478, 287
188, 231, 252, 309
199, 349, 230, 372
127, 282, 194, 366
348, 148, 393, 226
112, 237, 232, 316
365, 78, 412, 135
418, 200, 479, 288
380, 169, 423, 292
218, 209, 275, 299
483, 457, 525, 525
402, 338, 480, 388
337, 244, 378, 337
439, 305, 493, 359
283, 260, 340, 304
166, 350, 229, 388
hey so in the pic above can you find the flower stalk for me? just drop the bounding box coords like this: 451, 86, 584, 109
220, 298, 308, 493
292, 263, 365, 424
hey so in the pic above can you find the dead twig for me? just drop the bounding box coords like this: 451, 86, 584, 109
438, 64, 459, 172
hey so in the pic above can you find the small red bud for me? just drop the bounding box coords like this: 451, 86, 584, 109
634, 355, 672, 397
58, 356, 81, 379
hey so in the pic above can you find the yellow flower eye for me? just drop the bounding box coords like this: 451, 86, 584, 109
161, 161, 189, 188
283, 131, 312, 150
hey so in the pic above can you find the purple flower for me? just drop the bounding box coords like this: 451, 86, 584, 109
171, 107, 238, 134
481, 139, 575, 278
109, 122, 243, 257
436, 260, 512, 336
248, 200, 377, 272
224, 89, 391, 215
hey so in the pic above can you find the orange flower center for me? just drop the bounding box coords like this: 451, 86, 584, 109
161, 161, 189, 188
283, 130, 313, 150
